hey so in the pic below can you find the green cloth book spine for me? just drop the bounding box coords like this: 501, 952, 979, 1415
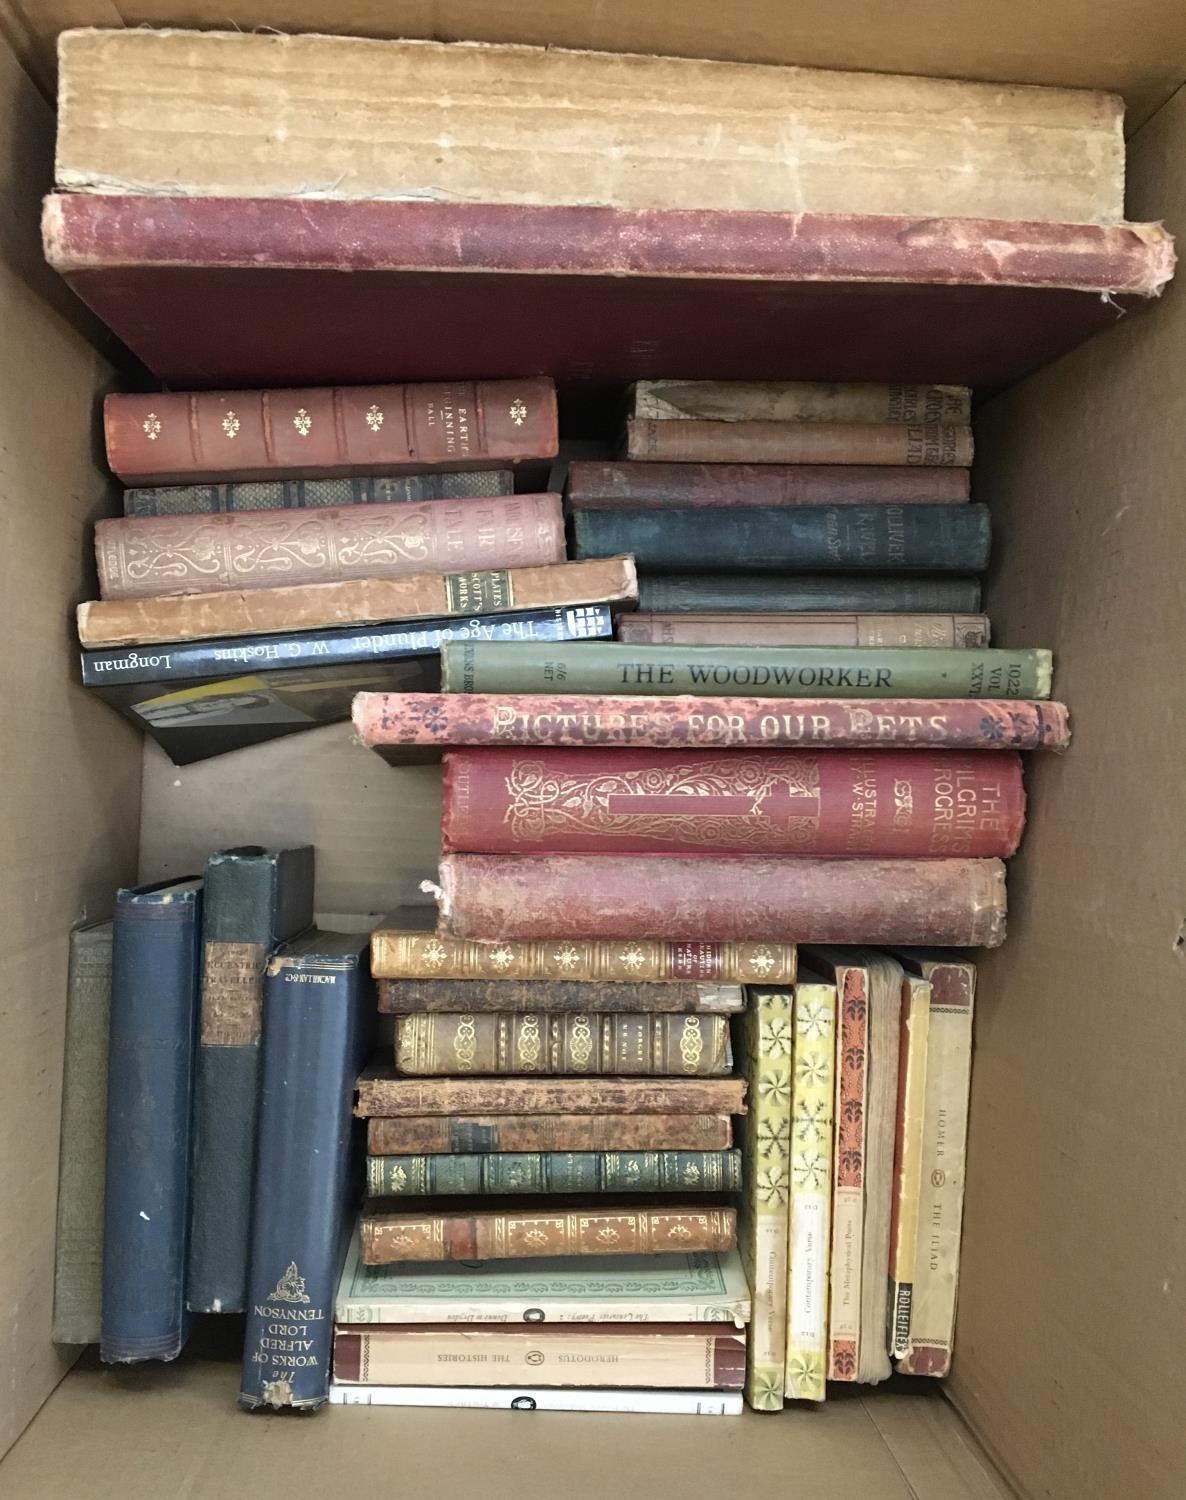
440, 641, 1052, 700
738, 987, 794, 1411
52, 920, 113, 1345
123, 470, 515, 515
367, 1149, 742, 1196
636, 575, 982, 613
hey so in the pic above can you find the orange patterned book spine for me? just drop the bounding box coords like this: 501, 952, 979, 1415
366, 1113, 734, 1155
104, 378, 558, 483
355, 1074, 748, 1118
95, 492, 566, 600
360, 1200, 738, 1264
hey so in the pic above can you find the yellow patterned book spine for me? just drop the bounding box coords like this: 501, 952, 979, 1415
784, 979, 837, 1401
737, 986, 794, 1410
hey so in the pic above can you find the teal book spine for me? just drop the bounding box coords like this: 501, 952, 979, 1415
635, 576, 982, 613
367, 1150, 743, 1196
440, 641, 1052, 700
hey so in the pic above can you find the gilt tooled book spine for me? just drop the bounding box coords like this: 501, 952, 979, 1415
370, 927, 796, 984
124, 469, 515, 515
629, 380, 971, 425
434, 854, 1008, 946
439, 747, 1026, 858
187, 846, 314, 1315
625, 419, 973, 466
887, 975, 932, 1360
104, 378, 558, 484
567, 461, 971, 509
615, 612, 991, 648
635, 575, 982, 614
394, 1012, 731, 1076
573, 503, 988, 573
95, 492, 566, 600
366, 1149, 742, 1195
356, 1075, 747, 1118
77, 554, 637, 649
360, 1200, 738, 1264
377, 977, 744, 1013
367, 1113, 734, 1155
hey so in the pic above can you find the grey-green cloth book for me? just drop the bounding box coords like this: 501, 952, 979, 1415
123, 470, 515, 516
52, 920, 113, 1344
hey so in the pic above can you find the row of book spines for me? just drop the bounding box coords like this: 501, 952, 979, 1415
366, 1149, 742, 1195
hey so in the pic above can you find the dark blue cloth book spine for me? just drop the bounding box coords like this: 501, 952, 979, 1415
187, 847, 315, 1314
240, 931, 374, 1410
573, 503, 990, 574
100, 877, 203, 1363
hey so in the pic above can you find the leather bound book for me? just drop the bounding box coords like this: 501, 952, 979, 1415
239, 931, 375, 1411
573, 503, 989, 573
77, 555, 637, 649
626, 419, 973, 466
187, 846, 314, 1315
439, 747, 1026, 858
101, 878, 203, 1364
433, 853, 1008, 946
616, 612, 991, 648
367, 1114, 734, 1156
356, 693, 1069, 755
104, 378, 558, 484
366, 1149, 742, 1196
53, 921, 113, 1345
377, 978, 744, 1014
95, 492, 566, 601
393, 1012, 732, 1077
360, 1198, 738, 1264
636, 575, 982, 613
567, 462, 971, 509
630, 380, 972, 425
124, 470, 515, 516
356, 1073, 748, 1118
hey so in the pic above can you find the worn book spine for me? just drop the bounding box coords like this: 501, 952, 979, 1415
574, 503, 989, 573
366, 1149, 742, 1195
239, 933, 374, 1411
394, 1012, 732, 1076
101, 879, 202, 1363
827, 967, 868, 1382
636, 575, 982, 614
356, 1075, 748, 1118
439, 641, 1050, 700
377, 977, 744, 1014
188, 846, 314, 1315
104, 378, 558, 483
434, 854, 1008, 947
738, 987, 794, 1410
333, 1325, 746, 1388
95, 492, 566, 601
356, 693, 1069, 754
124, 469, 516, 516
367, 1113, 734, 1155
856, 955, 904, 1385
616, 612, 990, 648
567, 461, 971, 509
892, 955, 975, 1377
361, 1201, 738, 1264
329, 1386, 744, 1414
626, 419, 973, 466
77, 555, 637, 649
888, 975, 932, 1360
630, 380, 972, 425
784, 980, 836, 1402
53, 921, 113, 1345
370, 927, 796, 983
440, 747, 1026, 858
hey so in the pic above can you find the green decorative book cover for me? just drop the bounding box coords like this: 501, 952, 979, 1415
367, 1149, 741, 1195
737, 986, 794, 1410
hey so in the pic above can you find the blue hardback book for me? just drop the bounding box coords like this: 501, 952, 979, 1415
240, 930, 374, 1410
187, 846, 315, 1315
101, 877, 203, 1363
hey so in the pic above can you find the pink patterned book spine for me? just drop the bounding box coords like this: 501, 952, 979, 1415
828, 968, 869, 1381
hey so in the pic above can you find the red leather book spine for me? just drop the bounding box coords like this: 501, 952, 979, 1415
104, 378, 558, 483
95, 493, 565, 600
568, 462, 971, 508
439, 747, 1025, 857
435, 854, 1008, 946
354, 693, 1070, 753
